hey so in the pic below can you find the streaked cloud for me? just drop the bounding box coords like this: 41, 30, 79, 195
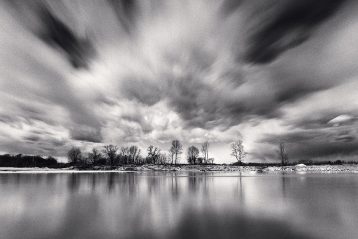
0, 0, 357, 162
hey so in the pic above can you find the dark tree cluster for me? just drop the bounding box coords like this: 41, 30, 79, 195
68, 140, 216, 168
186, 142, 214, 165
0, 154, 63, 168
67, 143, 173, 168
67, 145, 144, 167
0, 140, 217, 169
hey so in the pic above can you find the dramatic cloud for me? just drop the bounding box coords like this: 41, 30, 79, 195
260, 121, 358, 162
245, 0, 349, 63
0, 0, 357, 163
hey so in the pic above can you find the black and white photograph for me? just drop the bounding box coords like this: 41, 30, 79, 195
1, 0, 358, 238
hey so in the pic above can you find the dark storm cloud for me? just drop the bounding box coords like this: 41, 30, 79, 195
290, 140, 358, 160
70, 127, 103, 143
108, 0, 137, 32
167, 76, 278, 129
120, 76, 164, 106
24, 134, 66, 147
23, 135, 41, 142
1, 133, 67, 157
245, 0, 348, 63
221, 0, 244, 15
5, 1, 95, 69
266, 67, 332, 107
260, 123, 358, 161
334, 134, 355, 143
38, 7, 95, 69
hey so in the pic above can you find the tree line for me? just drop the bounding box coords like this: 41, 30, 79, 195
0, 154, 64, 168
67, 140, 215, 167
0, 139, 241, 168
0, 139, 355, 168
68, 138, 292, 167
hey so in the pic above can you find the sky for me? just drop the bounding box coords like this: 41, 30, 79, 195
0, 0, 358, 163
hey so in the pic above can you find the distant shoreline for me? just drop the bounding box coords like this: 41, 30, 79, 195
1, 164, 358, 174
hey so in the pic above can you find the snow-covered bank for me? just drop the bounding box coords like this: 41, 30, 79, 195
0, 167, 125, 174
118, 164, 358, 173
1, 164, 358, 174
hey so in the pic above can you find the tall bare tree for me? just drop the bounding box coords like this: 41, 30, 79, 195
129, 145, 141, 164
67, 146, 82, 165
231, 140, 245, 163
103, 145, 118, 166
279, 142, 289, 166
187, 146, 199, 164
201, 141, 209, 164
170, 140, 183, 164
147, 145, 161, 164
88, 148, 101, 164
120, 146, 130, 164
169, 147, 176, 164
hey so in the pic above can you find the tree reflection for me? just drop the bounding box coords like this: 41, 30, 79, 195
68, 173, 80, 192
170, 173, 180, 201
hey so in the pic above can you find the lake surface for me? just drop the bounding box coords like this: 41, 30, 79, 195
0, 172, 358, 239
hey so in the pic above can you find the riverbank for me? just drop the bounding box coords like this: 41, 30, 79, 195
1, 164, 358, 173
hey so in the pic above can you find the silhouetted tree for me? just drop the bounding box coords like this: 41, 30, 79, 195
169, 147, 176, 164
187, 146, 199, 164
196, 157, 204, 164
231, 140, 245, 163
147, 145, 161, 164
0, 154, 62, 168
119, 146, 130, 164
88, 148, 102, 165
157, 153, 169, 165
67, 146, 82, 165
45, 156, 59, 166
279, 142, 289, 166
170, 140, 183, 164
103, 145, 118, 166
201, 141, 209, 164
129, 145, 141, 164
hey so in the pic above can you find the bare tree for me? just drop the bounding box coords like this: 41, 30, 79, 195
129, 145, 141, 164
279, 142, 289, 166
147, 145, 161, 164
169, 147, 176, 164
201, 141, 209, 164
231, 140, 245, 163
158, 153, 169, 165
67, 146, 82, 165
88, 148, 101, 165
170, 140, 183, 164
103, 145, 118, 166
187, 146, 199, 164
120, 146, 130, 164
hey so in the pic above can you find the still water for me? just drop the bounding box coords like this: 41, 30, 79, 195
0, 172, 357, 239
